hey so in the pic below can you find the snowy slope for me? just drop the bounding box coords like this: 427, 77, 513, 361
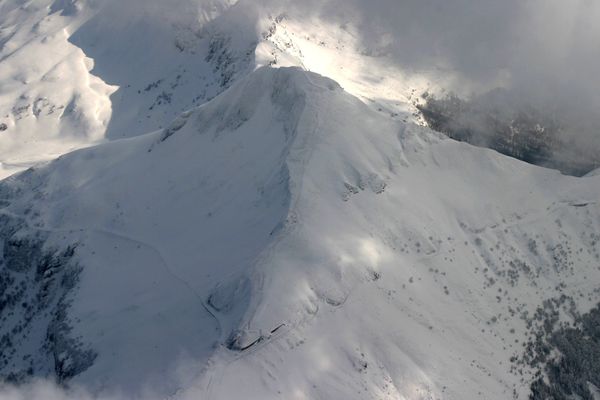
67, 0, 257, 140
0, 0, 115, 179
0, 66, 599, 399
0, 0, 441, 180
0, 0, 256, 179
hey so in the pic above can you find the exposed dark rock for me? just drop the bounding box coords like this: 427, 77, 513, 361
225, 330, 263, 351
0, 213, 95, 384
47, 298, 96, 382
418, 91, 600, 176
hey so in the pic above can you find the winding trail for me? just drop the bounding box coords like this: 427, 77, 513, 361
0, 209, 223, 339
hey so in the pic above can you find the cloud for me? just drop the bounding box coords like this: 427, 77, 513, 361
0, 379, 162, 400
256, 0, 600, 154
0, 381, 98, 400
276, 0, 600, 92
74, 0, 600, 136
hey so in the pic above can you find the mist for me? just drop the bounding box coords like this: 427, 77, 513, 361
0, 381, 115, 400
73, 0, 600, 157
257, 0, 600, 165
283, 0, 600, 100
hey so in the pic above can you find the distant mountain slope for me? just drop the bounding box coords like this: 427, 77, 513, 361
0, 0, 254, 178
0, 0, 433, 180
418, 91, 600, 176
0, 67, 598, 399
0, 0, 115, 178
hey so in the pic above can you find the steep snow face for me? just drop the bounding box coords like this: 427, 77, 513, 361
0, 67, 599, 399
68, 0, 257, 140
0, 0, 252, 179
194, 68, 600, 400
0, 0, 115, 179
0, 67, 323, 395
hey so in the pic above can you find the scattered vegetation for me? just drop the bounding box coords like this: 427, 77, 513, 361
527, 304, 600, 400
0, 214, 96, 384
418, 91, 600, 176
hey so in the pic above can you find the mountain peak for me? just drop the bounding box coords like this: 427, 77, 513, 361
1, 3, 600, 400
157, 66, 342, 145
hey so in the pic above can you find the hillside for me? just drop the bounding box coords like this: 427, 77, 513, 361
1, 1, 600, 399
0, 0, 431, 180
0, 67, 598, 399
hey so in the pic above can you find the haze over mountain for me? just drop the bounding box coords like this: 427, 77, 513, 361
0, 1, 599, 399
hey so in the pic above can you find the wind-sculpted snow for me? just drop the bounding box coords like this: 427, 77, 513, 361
67, 0, 256, 140
0, 66, 599, 399
0, 0, 115, 179
0, 0, 255, 179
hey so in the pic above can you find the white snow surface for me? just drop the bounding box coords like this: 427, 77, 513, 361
0, 0, 247, 178
0, 1, 599, 399
0, 66, 599, 399
0, 0, 115, 178
0, 0, 437, 179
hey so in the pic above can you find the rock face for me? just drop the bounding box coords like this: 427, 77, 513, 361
418, 92, 600, 176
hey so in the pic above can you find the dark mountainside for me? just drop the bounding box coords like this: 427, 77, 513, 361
418, 91, 600, 176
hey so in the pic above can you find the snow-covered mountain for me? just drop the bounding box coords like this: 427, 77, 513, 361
0, 0, 247, 178
0, 1, 599, 400
0, 65, 598, 399
0, 0, 434, 179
